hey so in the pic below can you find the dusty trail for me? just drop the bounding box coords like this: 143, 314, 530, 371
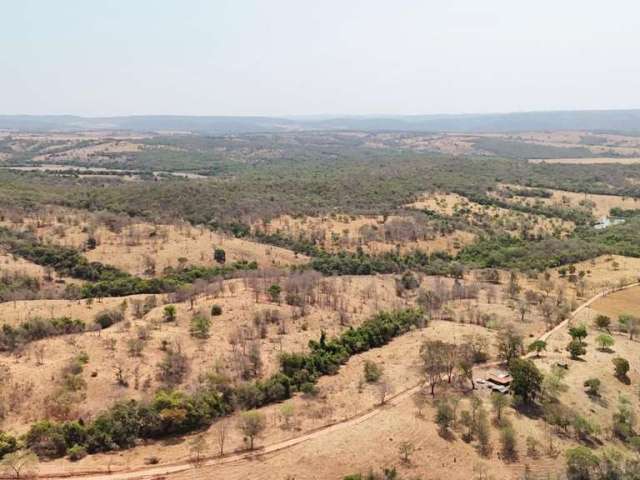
33, 283, 638, 480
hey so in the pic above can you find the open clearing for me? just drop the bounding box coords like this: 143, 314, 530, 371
29, 283, 626, 480
590, 285, 640, 318
406, 192, 575, 237
498, 184, 640, 218
550, 255, 640, 295
256, 213, 476, 255
530, 157, 640, 165
0, 208, 306, 277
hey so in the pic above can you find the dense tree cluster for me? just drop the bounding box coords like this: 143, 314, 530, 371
309, 250, 458, 277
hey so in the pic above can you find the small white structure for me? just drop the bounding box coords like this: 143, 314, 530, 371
594, 217, 625, 230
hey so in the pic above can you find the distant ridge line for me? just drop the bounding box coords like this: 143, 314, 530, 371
1, 109, 640, 134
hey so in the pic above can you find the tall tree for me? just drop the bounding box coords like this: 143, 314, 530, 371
509, 358, 543, 404
420, 340, 448, 396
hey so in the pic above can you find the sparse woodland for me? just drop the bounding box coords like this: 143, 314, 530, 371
0, 131, 640, 480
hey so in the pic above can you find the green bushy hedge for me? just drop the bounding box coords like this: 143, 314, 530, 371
0, 316, 85, 351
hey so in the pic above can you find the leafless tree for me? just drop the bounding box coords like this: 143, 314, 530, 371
420, 340, 449, 396
215, 418, 229, 456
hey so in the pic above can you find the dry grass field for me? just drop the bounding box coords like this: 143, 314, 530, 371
543, 189, 640, 218
33, 327, 511, 480
81, 223, 306, 275
497, 185, 640, 218
0, 219, 637, 480
406, 192, 575, 237
590, 285, 640, 319
1, 256, 596, 480
0, 208, 306, 277
0, 252, 76, 298
487, 131, 640, 158
256, 213, 476, 255
363, 131, 640, 159
0, 253, 53, 279
539, 296, 640, 442
0, 132, 152, 166
0, 274, 394, 430
1, 257, 576, 477
548, 255, 640, 298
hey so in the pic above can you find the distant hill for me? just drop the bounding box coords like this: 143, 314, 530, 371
2, 109, 640, 134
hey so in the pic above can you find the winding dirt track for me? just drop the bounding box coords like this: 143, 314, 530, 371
34, 282, 639, 480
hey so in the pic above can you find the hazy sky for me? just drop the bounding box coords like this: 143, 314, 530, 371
3, 0, 640, 116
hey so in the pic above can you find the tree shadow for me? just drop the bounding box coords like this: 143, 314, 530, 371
616, 375, 631, 385
438, 428, 456, 442
513, 401, 544, 420
579, 436, 603, 448
161, 436, 187, 446
499, 451, 519, 464
587, 393, 609, 408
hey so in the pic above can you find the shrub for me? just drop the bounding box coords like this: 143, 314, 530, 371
566, 339, 586, 360
527, 340, 547, 357
596, 334, 614, 351
363, 360, 382, 383
67, 444, 87, 461
612, 397, 636, 440
190, 314, 211, 339
213, 248, 226, 264
565, 446, 599, 480
0, 431, 18, 458
0, 316, 85, 351
583, 378, 601, 396
237, 410, 266, 450
613, 357, 630, 380
435, 401, 454, 434
595, 314, 611, 330
162, 305, 177, 322
500, 426, 517, 460
399, 271, 419, 290
300, 382, 317, 396
267, 284, 282, 303
157, 346, 189, 387
94, 309, 124, 329
25, 421, 67, 458
568, 324, 588, 344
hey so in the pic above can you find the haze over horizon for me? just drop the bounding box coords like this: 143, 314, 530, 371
3, 0, 640, 117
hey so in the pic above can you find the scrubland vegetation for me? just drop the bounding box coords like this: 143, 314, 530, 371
0, 130, 640, 479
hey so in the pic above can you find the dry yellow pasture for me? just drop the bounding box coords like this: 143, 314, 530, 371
406, 192, 575, 237
590, 285, 640, 318
256, 213, 476, 255
0, 208, 307, 277
498, 184, 640, 218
